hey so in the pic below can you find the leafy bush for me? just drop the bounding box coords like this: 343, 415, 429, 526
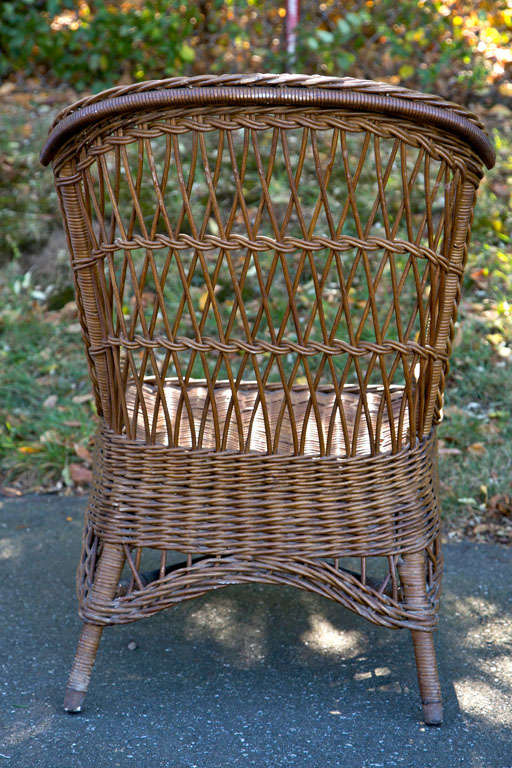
1, 1, 511, 98
301, 1, 490, 94
0, 0, 199, 89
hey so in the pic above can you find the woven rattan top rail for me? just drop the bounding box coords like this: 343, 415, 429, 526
41, 73, 495, 168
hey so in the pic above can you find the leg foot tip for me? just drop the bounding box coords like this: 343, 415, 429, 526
422, 700, 443, 726
64, 687, 85, 713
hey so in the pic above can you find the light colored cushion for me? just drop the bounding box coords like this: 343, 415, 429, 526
125, 379, 412, 457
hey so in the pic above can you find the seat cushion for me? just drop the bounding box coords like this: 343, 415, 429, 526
125, 379, 412, 456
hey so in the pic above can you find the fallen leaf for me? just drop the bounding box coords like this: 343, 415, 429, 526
40, 429, 59, 444
43, 394, 58, 409
69, 463, 93, 485
73, 442, 92, 464
72, 393, 93, 404
0, 486, 23, 497
0, 82, 15, 96
468, 442, 486, 456
199, 290, 209, 311
498, 82, 512, 98
488, 104, 512, 117
472, 523, 490, 535
488, 494, 512, 517
18, 445, 43, 454
486, 333, 504, 347
469, 268, 487, 288
58, 301, 78, 321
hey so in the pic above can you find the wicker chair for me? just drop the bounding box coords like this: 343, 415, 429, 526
40, 74, 494, 724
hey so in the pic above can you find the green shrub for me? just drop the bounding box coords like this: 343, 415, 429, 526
0, 1, 509, 99
300, 1, 489, 93
0, 0, 199, 89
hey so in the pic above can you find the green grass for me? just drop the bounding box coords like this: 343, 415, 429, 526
438, 310, 512, 521
0, 267, 96, 489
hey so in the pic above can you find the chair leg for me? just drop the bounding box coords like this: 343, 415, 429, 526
398, 551, 443, 726
64, 542, 125, 713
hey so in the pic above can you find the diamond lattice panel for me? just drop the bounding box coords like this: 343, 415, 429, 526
79, 112, 456, 455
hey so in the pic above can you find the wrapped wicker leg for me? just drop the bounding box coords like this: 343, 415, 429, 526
40, 74, 494, 722
64, 543, 125, 712
398, 551, 443, 725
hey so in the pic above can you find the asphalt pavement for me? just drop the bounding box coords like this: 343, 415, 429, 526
1, 494, 511, 768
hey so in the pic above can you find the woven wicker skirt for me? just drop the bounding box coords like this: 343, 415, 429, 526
78, 380, 441, 633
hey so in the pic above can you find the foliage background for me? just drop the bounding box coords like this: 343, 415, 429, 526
1, 0, 512, 98
0, 1, 511, 543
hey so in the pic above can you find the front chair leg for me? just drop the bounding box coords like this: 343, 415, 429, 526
398, 551, 443, 725
64, 542, 125, 713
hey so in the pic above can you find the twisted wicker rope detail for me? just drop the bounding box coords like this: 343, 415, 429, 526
53, 108, 485, 182
42, 83, 494, 168
88, 334, 448, 361
70, 234, 463, 278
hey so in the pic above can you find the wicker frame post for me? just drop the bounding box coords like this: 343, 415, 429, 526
57, 160, 114, 423
41, 74, 494, 725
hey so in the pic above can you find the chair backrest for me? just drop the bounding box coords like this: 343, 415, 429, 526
42, 74, 493, 457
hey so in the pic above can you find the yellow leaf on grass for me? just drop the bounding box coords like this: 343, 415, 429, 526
18, 445, 42, 454
468, 442, 486, 456
199, 291, 210, 311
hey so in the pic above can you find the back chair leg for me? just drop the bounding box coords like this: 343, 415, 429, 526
64, 542, 125, 713
398, 551, 443, 726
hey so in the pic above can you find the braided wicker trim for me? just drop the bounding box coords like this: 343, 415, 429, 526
76, 234, 462, 275
90, 333, 447, 361
64, 106, 483, 173
88, 426, 439, 558
41, 75, 494, 168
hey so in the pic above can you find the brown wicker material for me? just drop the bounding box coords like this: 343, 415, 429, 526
41, 73, 494, 724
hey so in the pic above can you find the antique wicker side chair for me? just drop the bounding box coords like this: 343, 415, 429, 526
41, 74, 494, 725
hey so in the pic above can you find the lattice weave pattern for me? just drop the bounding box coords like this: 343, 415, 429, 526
56, 107, 479, 455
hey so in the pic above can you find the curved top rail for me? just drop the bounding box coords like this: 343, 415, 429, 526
47, 74, 488, 128
40, 75, 495, 169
